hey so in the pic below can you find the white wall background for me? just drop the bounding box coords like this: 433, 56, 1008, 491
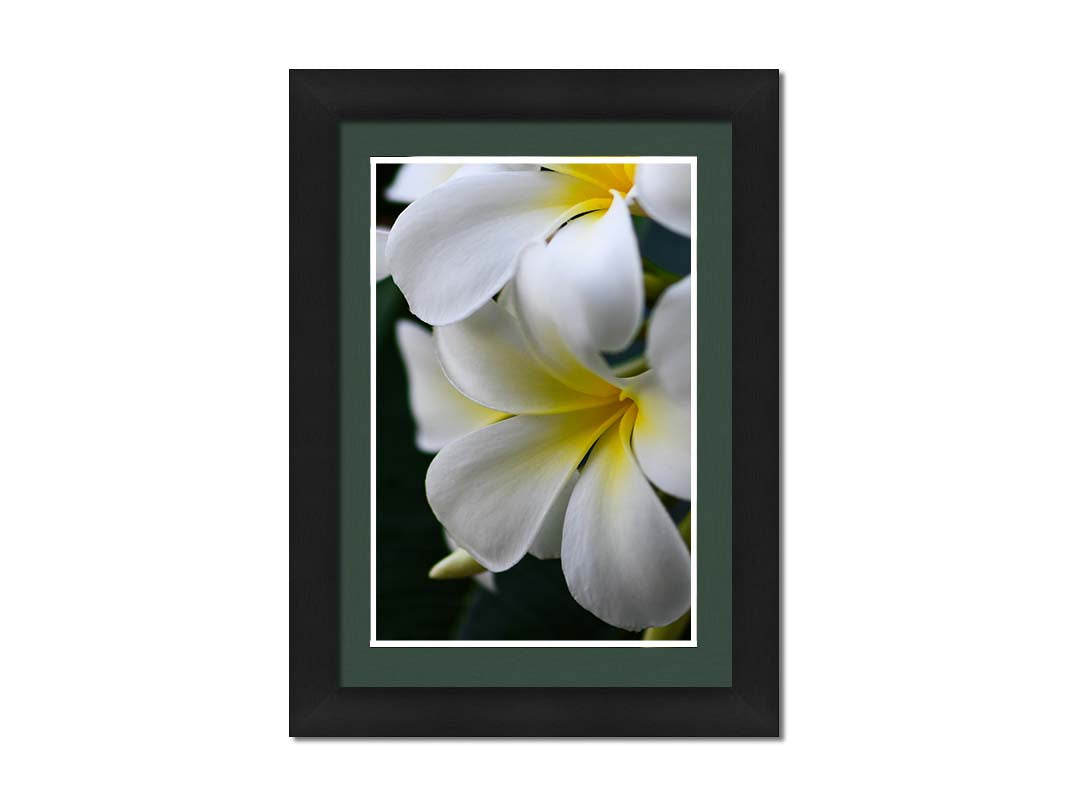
2, 2, 1065, 797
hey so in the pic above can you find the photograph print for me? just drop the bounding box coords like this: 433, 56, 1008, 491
371, 160, 699, 643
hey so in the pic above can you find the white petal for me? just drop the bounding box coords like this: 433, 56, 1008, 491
395, 320, 503, 453
426, 404, 625, 572
561, 408, 691, 630
626, 274, 694, 500
633, 163, 692, 237
435, 299, 611, 415
646, 275, 691, 403
384, 164, 459, 204
385, 164, 540, 205
627, 371, 692, 500
375, 228, 390, 281
449, 163, 539, 180
546, 191, 644, 352
528, 470, 578, 560
512, 243, 620, 397
386, 171, 605, 326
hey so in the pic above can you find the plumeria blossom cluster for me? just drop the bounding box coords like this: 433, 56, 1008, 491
380, 162, 693, 632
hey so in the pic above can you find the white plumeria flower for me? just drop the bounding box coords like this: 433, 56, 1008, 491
395, 318, 562, 587
384, 162, 692, 350
423, 240, 692, 631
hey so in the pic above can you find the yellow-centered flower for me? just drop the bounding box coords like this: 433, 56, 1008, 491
413, 237, 691, 631
383, 162, 692, 355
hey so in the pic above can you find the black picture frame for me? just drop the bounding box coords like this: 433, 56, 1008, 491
291, 69, 779, 737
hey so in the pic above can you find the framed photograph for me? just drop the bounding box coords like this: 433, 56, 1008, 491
291, 69, 779, 736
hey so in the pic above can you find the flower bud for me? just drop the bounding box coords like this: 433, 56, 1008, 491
428, 548, 488, 580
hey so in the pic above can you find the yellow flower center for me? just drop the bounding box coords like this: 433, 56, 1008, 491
546, 163, 636, 197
